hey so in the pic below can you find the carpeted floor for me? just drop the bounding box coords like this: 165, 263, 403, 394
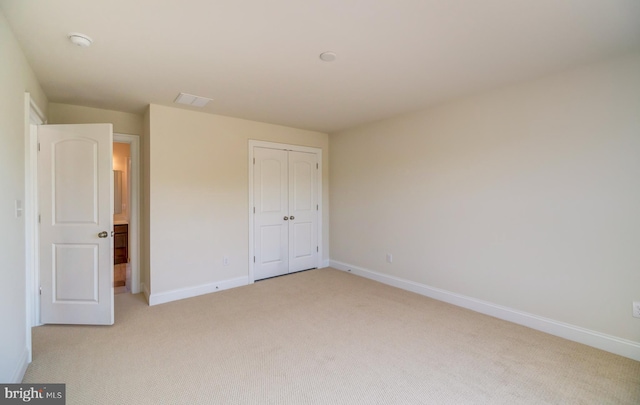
23, 268, 640, 404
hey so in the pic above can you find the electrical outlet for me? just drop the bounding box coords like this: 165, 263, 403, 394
386, 253, 393, 263
633, 302, 640, 319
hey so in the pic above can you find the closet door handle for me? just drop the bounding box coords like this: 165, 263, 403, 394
289, 216, 295, 220
283, 216, 289, 221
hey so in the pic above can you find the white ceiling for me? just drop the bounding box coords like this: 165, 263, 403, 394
1, 0, 639, 133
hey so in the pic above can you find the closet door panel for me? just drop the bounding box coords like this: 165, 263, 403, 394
288, 151, 318, 272
253, 148, 289, 280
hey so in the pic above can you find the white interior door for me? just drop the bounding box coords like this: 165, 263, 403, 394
288, 151, 317, 272
254, 148, 289, 280
38, 124, 114, 325
253, 147, 318, 281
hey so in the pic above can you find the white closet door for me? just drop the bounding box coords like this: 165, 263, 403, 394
253, 147, 319, 281
288, 151, 318, 272
254, 148, 289, 280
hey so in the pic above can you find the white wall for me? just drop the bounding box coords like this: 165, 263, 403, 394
146, 104, 329, 301
330, 52, 640, 344
0, 13, 48, 382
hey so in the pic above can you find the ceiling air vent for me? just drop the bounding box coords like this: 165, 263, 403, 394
174, 92, 212, 107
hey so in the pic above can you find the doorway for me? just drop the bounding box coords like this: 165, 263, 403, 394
111, 134, 140, 297
26, 126, 140, 326
113, 142, 131, 293
248, 140, 323, 282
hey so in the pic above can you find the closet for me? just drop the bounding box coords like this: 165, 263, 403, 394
252, 145, 319, 280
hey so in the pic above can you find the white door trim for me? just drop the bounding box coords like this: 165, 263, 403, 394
113, 134, 141, 294
248, 140, 323, 283
24, 93, 46, 363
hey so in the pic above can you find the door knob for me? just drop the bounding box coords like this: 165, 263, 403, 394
283, 216, 289, 221
98, 231, 108, 238
289, 216, 295, 220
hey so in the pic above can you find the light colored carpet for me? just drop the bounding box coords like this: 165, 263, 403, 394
24, 268, 640, 404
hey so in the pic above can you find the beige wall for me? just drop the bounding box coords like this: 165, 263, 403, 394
147, 104, 329, 296
0, 13, 48, 381
49, 103, 143, 135
330, 52, 640, 343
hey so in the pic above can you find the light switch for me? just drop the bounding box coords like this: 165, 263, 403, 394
15, 200, 23, 218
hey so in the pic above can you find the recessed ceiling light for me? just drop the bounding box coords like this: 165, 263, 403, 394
319, 51, 337, 62
68, 32, 93, 47
174, 92, 212, 108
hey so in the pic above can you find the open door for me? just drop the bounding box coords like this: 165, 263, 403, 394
38, 124, 114, 325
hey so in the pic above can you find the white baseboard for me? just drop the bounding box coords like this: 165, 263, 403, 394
148, 276, 249, 306
330, 260, 640, 361
321, 259, 330, 268
10, 347, 30, 383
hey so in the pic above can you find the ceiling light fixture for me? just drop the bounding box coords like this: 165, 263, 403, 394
68, 33, 93, 47
319, 51, 337, 62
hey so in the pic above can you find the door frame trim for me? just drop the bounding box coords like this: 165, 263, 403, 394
248, 140, 323, 283
24, 93, 46, 363
113, 134, 141, 295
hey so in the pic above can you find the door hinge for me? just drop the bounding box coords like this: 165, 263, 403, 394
317, 246, 319, 252
253, 207, 255, 214
38, 214, 41, 224
317, 204, 319, 211
253, 158, 255, 164
253, 256, 256, 263
316, 163, 318, 169
39, 286, 42, 295
37, 142, 40, 152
